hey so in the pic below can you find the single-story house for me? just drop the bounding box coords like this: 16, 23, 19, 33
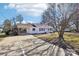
16, 23, 53, 35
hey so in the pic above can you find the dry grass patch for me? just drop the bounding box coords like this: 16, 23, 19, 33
64, 33, 79, 51
0, 33, 7, 41
0, 38, 2, 41
0, 35, 37, 46
64, 32, 79, 43
34, 33, 58, 41
0, 33, 7, 38
35, 32, 79, 48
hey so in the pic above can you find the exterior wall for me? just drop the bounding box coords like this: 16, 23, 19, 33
17, 28, 27, 35
27, 27, 53, 34
17, 24, 53, 34
27, 27, 39, 34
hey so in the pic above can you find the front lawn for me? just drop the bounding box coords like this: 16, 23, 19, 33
0, 33, 7, 41
35, 32, 79, 52
34, 33, 58, 41
64, 33, 79, 52
0, 33, 7, 38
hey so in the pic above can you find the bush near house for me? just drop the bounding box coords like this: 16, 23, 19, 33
3, 28, 18, 36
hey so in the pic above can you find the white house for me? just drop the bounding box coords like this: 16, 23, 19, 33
16, 23, 53, 35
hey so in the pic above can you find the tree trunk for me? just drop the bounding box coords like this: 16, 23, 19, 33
58, 31, 65, 44
58, 31, 69, 49
75, 21, 78, 31
75, 19, 79, 32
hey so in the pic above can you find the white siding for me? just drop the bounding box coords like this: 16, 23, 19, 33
27, 27, 53, 34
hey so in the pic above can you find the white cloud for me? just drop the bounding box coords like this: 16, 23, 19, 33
27, 20, 34, 23
4, 3, 48, 16
16, 20, 26, 24
4, 3, 16, 9
22, 20, 26, 24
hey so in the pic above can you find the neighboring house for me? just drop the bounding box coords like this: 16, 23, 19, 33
16, 23, 53, 35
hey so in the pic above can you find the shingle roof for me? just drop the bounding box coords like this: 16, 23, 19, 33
32, 23, 52, 28
17, 23, 33, 29
16, 23, 53, 28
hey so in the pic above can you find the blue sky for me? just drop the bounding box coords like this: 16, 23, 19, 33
0, 3, 48, 25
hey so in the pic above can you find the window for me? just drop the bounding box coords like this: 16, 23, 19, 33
48, 28, 52, 31
23, 29, 26, 32
48, 28, 50, 31
50, 28, 52, 31
39, 28, 45, 31
32, 28, 35, 31
43, 28, 45, 31
19, 28, 21, 31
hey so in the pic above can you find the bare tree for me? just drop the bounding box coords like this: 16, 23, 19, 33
74, 15, 79, 32
16, 14, 23, 24
3, 19, 12, 35
42, 3, 79, 45
73, 4, 79, 32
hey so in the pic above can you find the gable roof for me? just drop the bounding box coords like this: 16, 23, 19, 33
33, 23, 52, 28
16, 23, 53, 29
17, 23, 33, 29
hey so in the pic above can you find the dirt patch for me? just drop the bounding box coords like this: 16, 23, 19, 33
0, 35, 37, 46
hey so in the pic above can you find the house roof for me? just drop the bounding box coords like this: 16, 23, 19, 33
33, 23, 52, 28
16, 23, 53, 29
17, 23, 33, 29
